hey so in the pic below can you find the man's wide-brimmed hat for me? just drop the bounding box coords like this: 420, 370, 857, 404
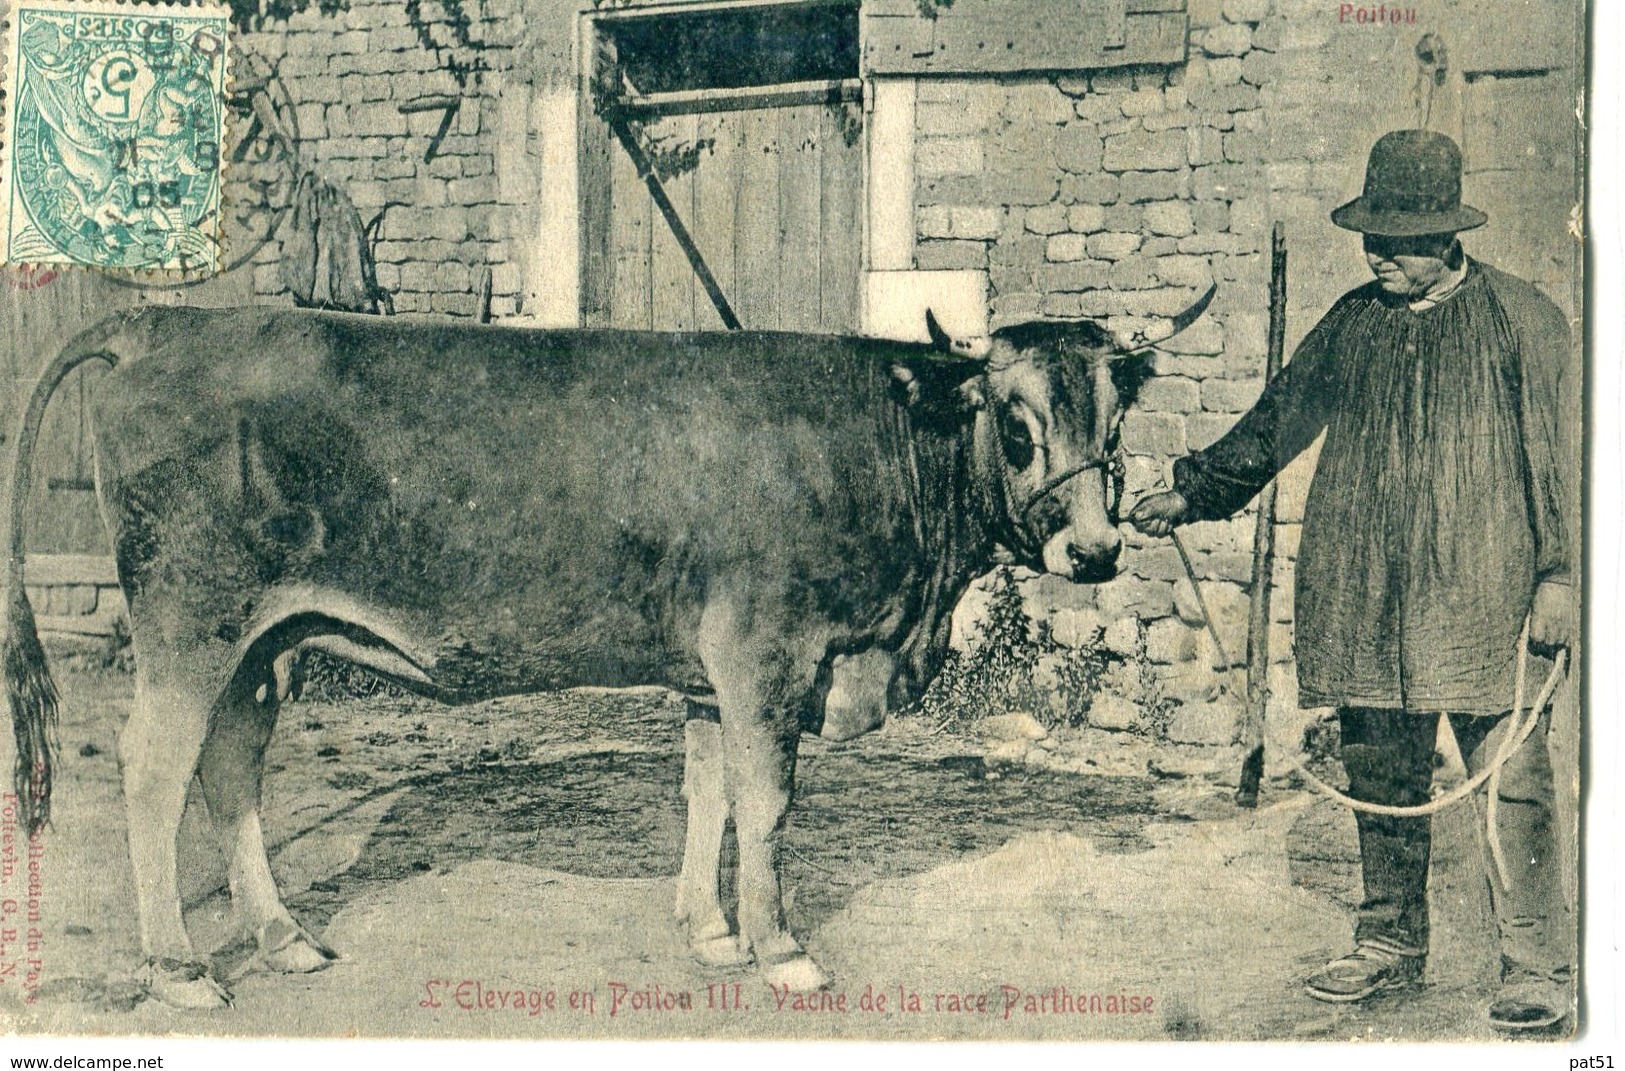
1331, 129, 1488, 237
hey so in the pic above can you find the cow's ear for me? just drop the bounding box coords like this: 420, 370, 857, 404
889, 359, 984, 415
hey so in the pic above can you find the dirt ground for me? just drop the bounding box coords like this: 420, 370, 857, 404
0, 656, 1573, 1041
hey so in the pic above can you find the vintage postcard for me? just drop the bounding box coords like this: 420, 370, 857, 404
0, 0, 1602, 1054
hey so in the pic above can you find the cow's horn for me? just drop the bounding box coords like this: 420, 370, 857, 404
925, 309, 992, 360
1107, 283, 1218, 353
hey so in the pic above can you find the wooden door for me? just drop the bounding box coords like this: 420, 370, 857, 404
604, 102, 863, 334
2, 269, 254, 555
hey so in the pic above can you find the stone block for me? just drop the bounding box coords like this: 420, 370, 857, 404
989, 291, 1042, 323
915, 239, 987, 271
1142, 109, 1194, 133
1103, 615, 1141, 657
1137, 376, 1201, 414
918, 206, 954, 239
1201, 22, 1252, 56
952, 205, 1005, 240
432, 291, 480, 317
1155, 255, 1212, 290
1241, 49, 1277, 86
1119, 170, 1191, 203
1144, 202, 1195, 237
1224, 131, 1267, 164
1190, 200, 1231, 233
1103, 129, 1188, 173
492, 262, 522, 296
1103, 203, 1143, 231
1226, 310, 1269, 356
1186, 412, 1243, 450
1050, 607, 1107, 649
1176, 233, 1253, 255
1046, 234, 1089, 263
1040, 293, 1086, 318
918, 100, 989, 137
1062, 173, 1120, 205
1155, 318, 1225, 356
1145, 237, 1181, 257
1089, 694, 1142, 732
1109, 258, 1159, 290
1147, 617, 1197, 664
982, 161, 1060, 206
1091, 69, 1136, 94
1086, 231, 1142, 261
1120, 88, 1166, 118
447, 176, 498, 205
1025, 203, 1070, 235
917, 137, 983, 177
400, 262, 438, 290
1098, 578, 1175, 621
990, 233, 1046, 269
1067, 204, 1107, 233
1121, 411, 1186, 455
1202, 377, 1263, 412
1054, 132, 1105, 175
1036, 261, 1111, 293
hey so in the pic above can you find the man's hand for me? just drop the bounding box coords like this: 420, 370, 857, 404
1528, 580, 1577, 656
1127, 491, 1191, 537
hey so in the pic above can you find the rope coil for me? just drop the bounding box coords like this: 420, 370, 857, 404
1167, 527, 1567, 891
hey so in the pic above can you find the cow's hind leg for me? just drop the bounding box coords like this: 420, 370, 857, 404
196, 665, 335, 975
122, 674, 233, 1009
675, 709, 748, 967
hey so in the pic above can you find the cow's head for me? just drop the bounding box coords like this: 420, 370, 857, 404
905, 285, 1216, 583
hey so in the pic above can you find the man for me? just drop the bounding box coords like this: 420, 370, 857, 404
1130, 129, 1577, 1032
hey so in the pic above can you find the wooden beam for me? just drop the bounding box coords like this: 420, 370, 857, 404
606, 114, 742, 331
607, 79, 863, 121
864, 0, 1188, 75
589, 0, 855, 25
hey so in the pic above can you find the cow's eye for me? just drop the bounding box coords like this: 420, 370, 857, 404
1000, 412, 1036, 470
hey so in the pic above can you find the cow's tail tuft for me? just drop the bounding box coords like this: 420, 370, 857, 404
4, 319, 126, 836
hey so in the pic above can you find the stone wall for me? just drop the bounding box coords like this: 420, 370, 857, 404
232, 0, 580, 319
909, 0, 1581, 746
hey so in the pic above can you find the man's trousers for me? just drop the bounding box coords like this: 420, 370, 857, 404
1338, 706, 1572, 985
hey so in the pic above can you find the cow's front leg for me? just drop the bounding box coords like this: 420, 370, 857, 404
721, 704, 827, 990
121, 673, 232, 1010
675, 709, 747, 966
697, 597, 829, 990
197, 671, 334, 976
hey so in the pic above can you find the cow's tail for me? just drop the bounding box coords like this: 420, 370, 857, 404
5, 319, 127, 836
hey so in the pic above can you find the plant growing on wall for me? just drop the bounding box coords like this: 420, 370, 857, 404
223, 0, 346, 32
913, 569, 1139, 733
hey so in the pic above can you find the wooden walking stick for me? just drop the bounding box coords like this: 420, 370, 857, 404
1234, 222, 1288, 808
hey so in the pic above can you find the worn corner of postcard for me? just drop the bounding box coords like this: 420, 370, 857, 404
1, 0, 230, 275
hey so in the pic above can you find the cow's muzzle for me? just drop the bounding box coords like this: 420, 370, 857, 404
1023, 458, 1123, 582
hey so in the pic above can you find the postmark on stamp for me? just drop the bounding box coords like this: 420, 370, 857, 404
1, 0, 230, 273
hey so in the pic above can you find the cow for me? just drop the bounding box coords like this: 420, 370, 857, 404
2, 286, 1213, 1009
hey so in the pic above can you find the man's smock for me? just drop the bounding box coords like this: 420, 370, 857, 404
1172, 259, 1573, 713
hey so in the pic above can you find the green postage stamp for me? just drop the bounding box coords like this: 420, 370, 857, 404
0, 0, 230, 272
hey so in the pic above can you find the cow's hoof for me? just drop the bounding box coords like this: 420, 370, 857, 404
138, 958, 232, 1010
761, 954, 831, 992
258, 918, 337, 974
691, 934, 751, 968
